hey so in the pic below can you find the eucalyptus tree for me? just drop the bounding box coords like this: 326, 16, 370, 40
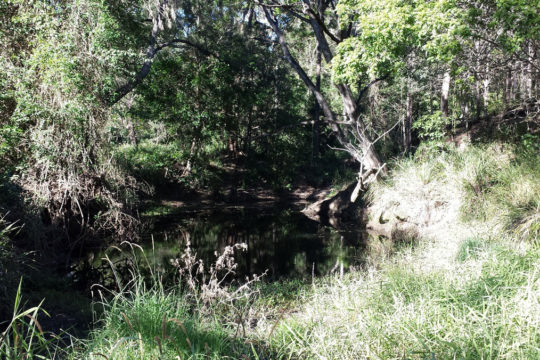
254, 0, 385, 187
461, 0, 539, 110
252, 0, 470, 194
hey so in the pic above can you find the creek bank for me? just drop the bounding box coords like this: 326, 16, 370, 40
301, 182, 366, 228
299, 180, 422, 243
59, 142, 540, 360
301, 170, 457, 243
142, 184, 336, 215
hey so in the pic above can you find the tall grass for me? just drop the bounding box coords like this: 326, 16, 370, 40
270, 234, 540, 359
368, 142, 539, 241
0, 280, 56, 360
68, 281, 252, 359
66, 242, 264, 360
5, 142, 538, 359
456, 144, 540, 241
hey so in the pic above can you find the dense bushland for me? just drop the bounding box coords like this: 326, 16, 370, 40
1, 0, 539, 359
1, 0, 538, 247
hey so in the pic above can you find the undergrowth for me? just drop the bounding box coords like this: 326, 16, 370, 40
368, 142, 539, 241
271, 143, 539, 359
456, 144, 540, 241
68, 283, 252, 359
0, 281, 56, 360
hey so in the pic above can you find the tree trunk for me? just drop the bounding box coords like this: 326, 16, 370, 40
123, 97, 138, 146
404, 91, 413, 152
183, 138, 197, 177
483, 65, 490, 117
527, 43, 535, 99
475, 75, 482, 120
441, 71, 451, 118
520, 60, 527, 99
312, 45, 322, 163
126, 118, 138, 146
261, 5, 383, 173
504, 67, 512, 106
512, 62, 519, 101
336, 84, 383, 171
300, 2, 384, 172
460, 91, 470, 129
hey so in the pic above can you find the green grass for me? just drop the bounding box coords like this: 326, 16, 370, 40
0, 280, 55, 360
114, 142, 185, 188
455, 144, 540, 239
268, 143, 540, 359
57, 233, 539, 360
66, 281, 255, 359
456, 237, 487, 262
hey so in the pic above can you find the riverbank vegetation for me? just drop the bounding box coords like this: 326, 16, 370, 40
3, 142, 538, 359
64, 143, 538, 359
271, 142, 540, 359
1, 0, 539, 359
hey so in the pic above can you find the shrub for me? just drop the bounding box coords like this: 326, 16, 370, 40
413, 111, 448, 141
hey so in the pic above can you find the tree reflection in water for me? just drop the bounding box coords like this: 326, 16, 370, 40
74, 207, 371, 290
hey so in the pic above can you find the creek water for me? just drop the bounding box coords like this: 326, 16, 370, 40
73, 204, 372, 289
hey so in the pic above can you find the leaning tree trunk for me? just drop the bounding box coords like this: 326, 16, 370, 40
335, 84, 383, 171
261, 3, 387, 212
262, 6, 383, 172
300, 3, 384, 172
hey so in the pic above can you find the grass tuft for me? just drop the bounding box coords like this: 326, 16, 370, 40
68, 281, 251, 359
456, 237, 486, 262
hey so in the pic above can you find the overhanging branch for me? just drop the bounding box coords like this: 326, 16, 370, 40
108, 38, 224, 106
355, 76, 388, 107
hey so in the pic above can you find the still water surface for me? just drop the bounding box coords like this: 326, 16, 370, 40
75, 205, 372, 288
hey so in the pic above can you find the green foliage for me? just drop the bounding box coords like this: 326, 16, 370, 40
456, 237, 487, 261
520, 133, 540, 154
0, 0, 151, 242
334, 0, 466, 86
413, 111, 448, 141
114, 142, 184, 187
71, 286, 247, 359
470, 0, 540, 52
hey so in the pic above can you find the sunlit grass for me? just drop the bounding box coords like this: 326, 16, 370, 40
269, 143, 540, 359
67, 283, 250, 360
271, 238, 540, 359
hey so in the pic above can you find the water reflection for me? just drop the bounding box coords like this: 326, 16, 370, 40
74, 207, 371, 288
